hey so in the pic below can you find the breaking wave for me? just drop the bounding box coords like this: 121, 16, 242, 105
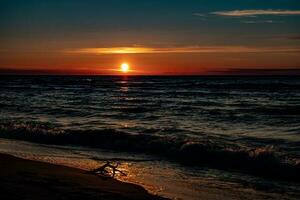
0, 122, 299, 182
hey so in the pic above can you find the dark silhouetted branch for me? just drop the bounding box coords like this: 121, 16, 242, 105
89, 162, 127, 178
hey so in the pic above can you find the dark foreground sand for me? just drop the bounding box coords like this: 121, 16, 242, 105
0, 153, 167, 200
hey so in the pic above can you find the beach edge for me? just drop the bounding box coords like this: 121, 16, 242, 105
0, 153, 168, 200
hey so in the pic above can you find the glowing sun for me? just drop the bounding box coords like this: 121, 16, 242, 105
120, 63, 130, 73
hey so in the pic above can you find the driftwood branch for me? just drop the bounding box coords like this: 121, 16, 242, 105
89, 162, 127, 178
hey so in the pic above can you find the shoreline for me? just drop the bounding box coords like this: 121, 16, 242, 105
0, 153, 167, 200
1, 128, 299, 183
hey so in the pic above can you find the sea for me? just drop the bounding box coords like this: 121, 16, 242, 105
0, 75, 299, 199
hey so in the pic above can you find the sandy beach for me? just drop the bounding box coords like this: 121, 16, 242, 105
0, 153, 166, 200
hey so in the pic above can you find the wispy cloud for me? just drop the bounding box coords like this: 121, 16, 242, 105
287, 36, 300, 40
65, 46, 300, 55
193, 13, 206, 17
212, 9, 300, 17
241, 20, 283, 24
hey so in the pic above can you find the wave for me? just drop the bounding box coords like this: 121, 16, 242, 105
0, 122, 300, 182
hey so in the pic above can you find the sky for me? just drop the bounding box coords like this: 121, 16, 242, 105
0, 0, 300, 75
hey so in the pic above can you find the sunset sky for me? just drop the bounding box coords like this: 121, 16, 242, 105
1, 0, 300, 75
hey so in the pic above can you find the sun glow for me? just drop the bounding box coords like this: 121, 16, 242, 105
120, 63, 130, 73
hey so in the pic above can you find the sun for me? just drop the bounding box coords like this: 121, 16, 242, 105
120, 63, 130, 73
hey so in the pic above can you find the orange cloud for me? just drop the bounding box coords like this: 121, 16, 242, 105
65, 46, 300, 55
211, 9, 300, 17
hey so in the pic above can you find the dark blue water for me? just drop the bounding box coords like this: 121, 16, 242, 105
0, 76, 300, 182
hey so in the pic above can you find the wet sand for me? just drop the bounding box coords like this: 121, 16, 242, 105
0, 153, 166, 200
